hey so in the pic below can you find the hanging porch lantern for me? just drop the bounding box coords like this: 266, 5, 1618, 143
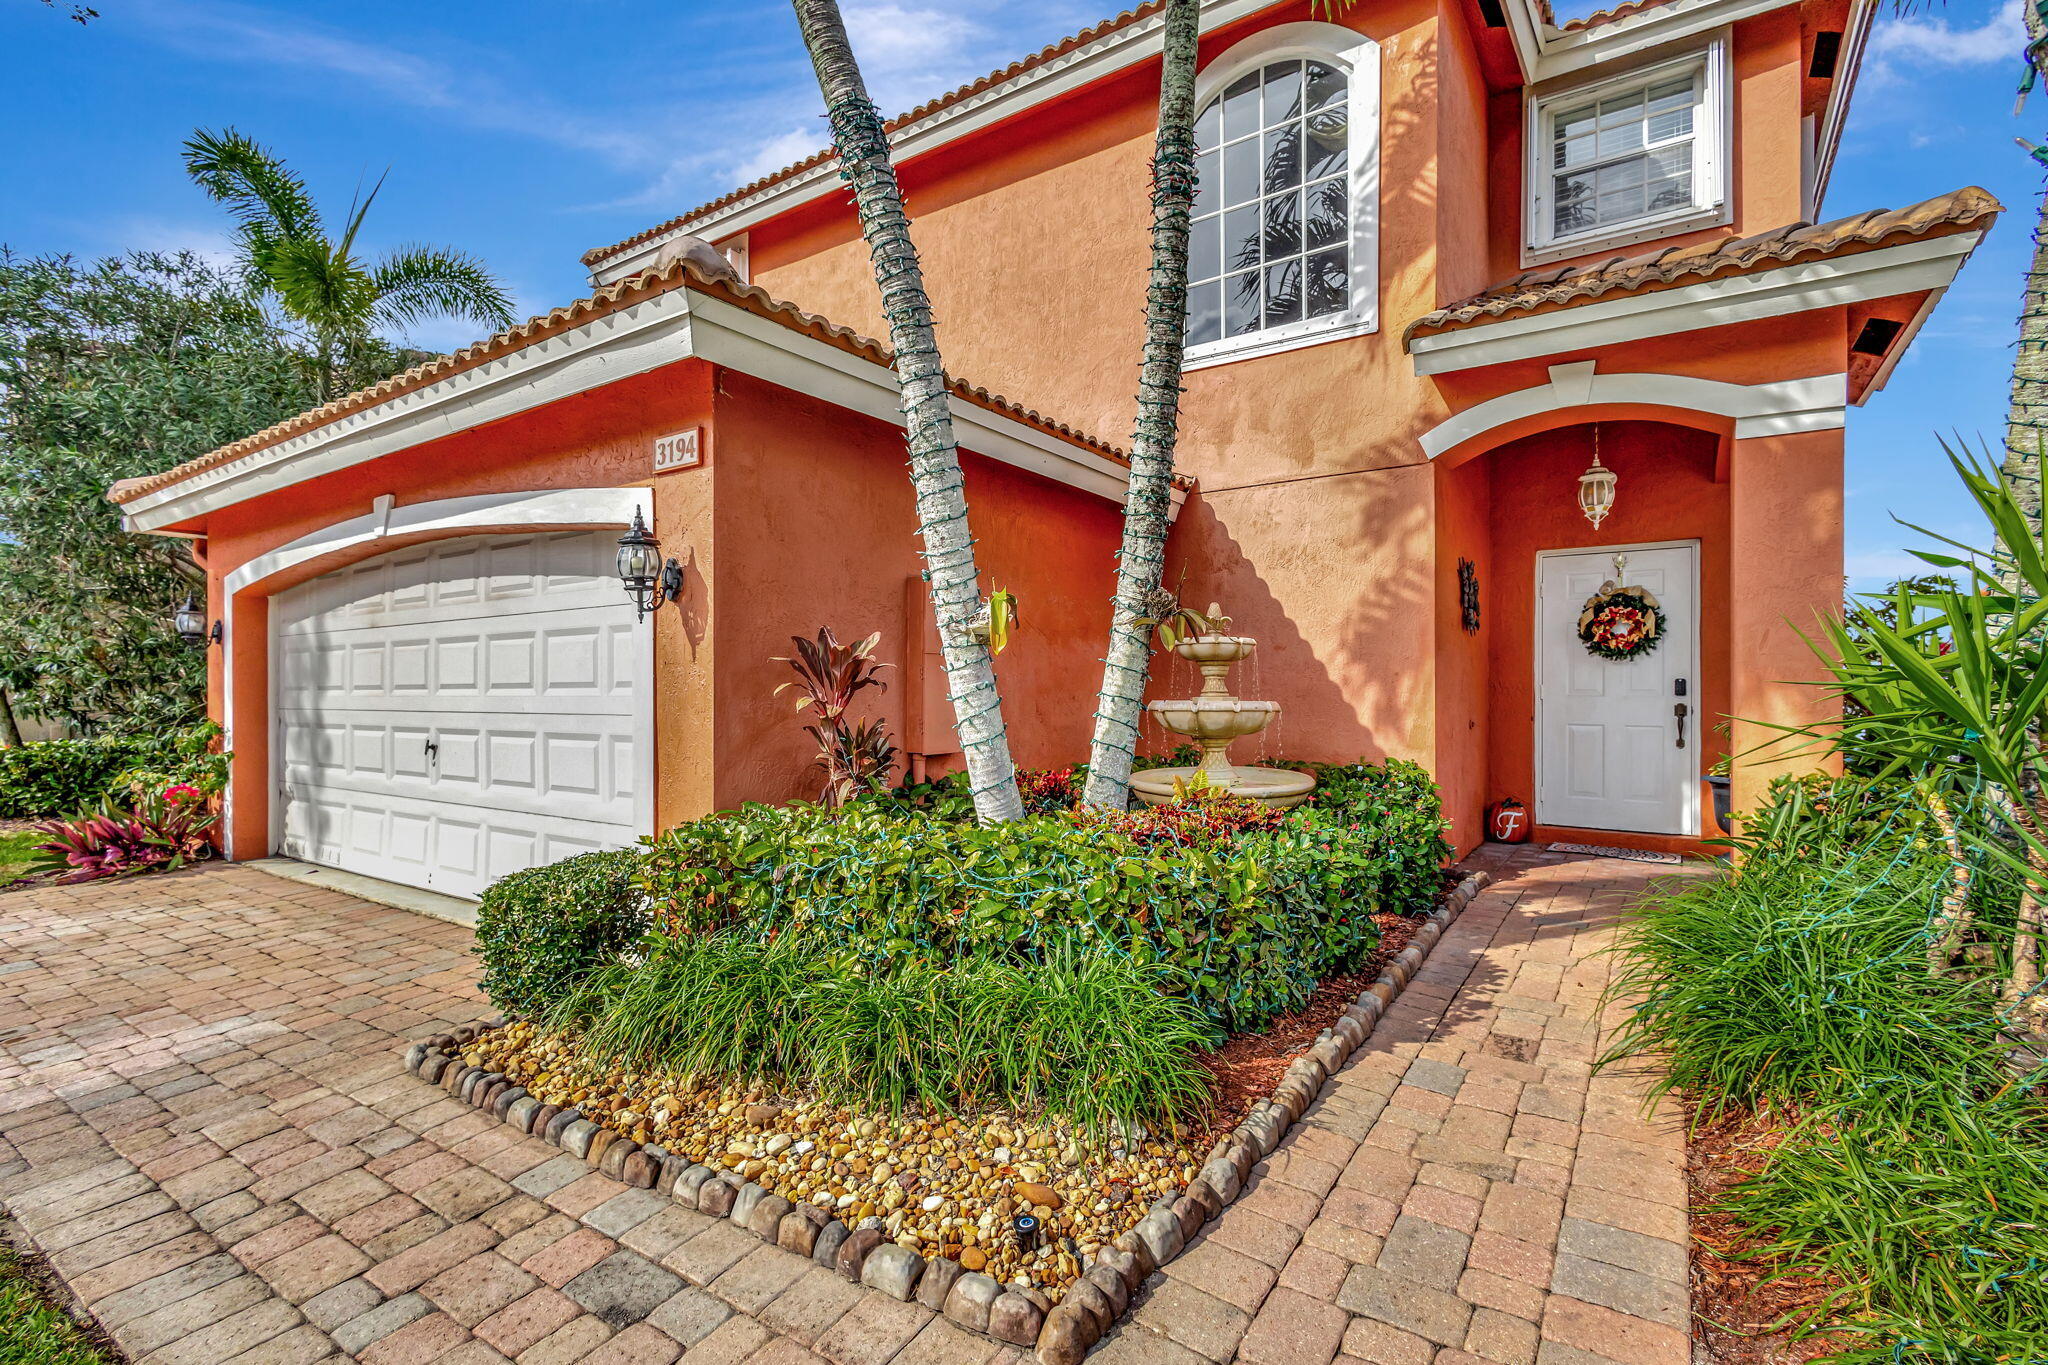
1577, 425, 1618, 530
616, 506, 683, 622
174, 592, 220, 648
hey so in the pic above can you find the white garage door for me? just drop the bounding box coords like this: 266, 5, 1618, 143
272, 530, 648, 899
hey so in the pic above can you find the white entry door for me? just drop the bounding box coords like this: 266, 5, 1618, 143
1535, 542, 1697, 836
271, 531, 649, 899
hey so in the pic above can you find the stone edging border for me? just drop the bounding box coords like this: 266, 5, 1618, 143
400, 869, 1491, 1363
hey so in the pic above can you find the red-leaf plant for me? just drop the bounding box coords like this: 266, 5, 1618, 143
773, 627, 899, 807
32, 785, 218, 884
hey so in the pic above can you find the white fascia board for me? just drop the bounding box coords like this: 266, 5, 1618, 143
1526, 0, 1795, 82
1409, 230, 1980, 375
586, 0, 1277, 285
122, 298, 697, 534
682, 293, 1173, 513
122, 287, 1152, 535
1811, 0, 1876, 215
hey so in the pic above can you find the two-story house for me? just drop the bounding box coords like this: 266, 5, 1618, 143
111, 0, 1995, 897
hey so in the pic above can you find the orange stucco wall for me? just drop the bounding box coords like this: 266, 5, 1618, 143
731, 0, 1847, 849
194, 358, 1121, 859
704, 369, 1122, 807
1475, 421, 1732, 845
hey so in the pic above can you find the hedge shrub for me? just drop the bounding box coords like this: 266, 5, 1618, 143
0, 735, 161, 818
640, 758, 1449, 1033
475, 849, 649, 1020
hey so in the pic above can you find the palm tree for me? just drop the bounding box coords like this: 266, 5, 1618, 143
2008, 5, 2048, 560
183, 128, 513, 400
1081, 0, 1202, 810
789, 0, 1027, 822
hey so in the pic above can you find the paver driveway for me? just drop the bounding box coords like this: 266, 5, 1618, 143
0, 848, 1694, 1364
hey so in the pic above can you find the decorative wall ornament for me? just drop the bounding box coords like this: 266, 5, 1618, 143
1458, 558, 1481, 633
1577, 555, 1664, 661
1577, 423, 1618, 528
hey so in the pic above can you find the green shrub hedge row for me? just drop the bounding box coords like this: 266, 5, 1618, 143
637, 759, 1449, 1033
0, 734, 174, 819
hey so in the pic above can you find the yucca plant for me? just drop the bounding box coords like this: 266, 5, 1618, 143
1786, 440, 2048, 1033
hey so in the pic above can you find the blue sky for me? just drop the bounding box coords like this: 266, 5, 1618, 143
0, 0, 2034, 590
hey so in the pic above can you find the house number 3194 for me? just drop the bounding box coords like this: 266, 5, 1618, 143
654, 428, 701, 472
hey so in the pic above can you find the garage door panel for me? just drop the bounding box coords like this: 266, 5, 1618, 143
273, 530, 644, 899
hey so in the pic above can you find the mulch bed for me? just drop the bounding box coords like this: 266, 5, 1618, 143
1685, 1106, 1854, 1365
1200, 910, 1420, 1132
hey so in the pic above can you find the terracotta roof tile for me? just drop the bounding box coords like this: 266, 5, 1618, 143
112, 258, 1155, 509
1404, 185, 2000, 344
580, 2, 1170, 269
1532, 0, 1675, 32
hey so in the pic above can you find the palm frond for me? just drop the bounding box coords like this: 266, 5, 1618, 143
263, 237, 377, 334
181, 127, 322, 246
369, 245, 516, 332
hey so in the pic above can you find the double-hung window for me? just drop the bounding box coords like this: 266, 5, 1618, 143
1525, 42, 1728, 261
1183, 24, 1380, 368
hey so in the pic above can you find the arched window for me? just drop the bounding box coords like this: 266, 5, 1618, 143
1185, 24, 1380, 367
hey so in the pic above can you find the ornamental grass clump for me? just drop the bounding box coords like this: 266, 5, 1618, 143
1605, 776, 2047, 1362
548, 934, 1217, 1136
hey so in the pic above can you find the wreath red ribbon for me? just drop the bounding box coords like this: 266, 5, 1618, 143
1577, 586, 1665, 661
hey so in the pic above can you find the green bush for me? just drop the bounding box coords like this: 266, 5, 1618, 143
475, 850, 649, 1020
1605, 783, 2045, 1362
551, 934, 1217, 1134
640, 759, 1448, 1033
0, 734, 173, 818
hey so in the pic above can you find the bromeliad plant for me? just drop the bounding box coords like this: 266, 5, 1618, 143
774, 627, 898, 807
30, 784, 216, 883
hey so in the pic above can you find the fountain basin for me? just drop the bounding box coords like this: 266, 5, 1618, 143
1145, 698, 1277, 742
1172, 635, 1258, 666
1130, 764, 1316, 810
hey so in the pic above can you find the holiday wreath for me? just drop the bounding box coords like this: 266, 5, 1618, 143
1577, 583, 1665, 661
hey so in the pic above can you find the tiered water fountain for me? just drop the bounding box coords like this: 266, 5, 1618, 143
1129, 610, 1316, 810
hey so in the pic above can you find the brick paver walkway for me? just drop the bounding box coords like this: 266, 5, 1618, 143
0, 848, 1694, 1365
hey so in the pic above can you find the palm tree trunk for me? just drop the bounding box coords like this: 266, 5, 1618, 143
2004, 5, 2048, 572
1081, 0, 1202, 811
791, 0, 1025, 822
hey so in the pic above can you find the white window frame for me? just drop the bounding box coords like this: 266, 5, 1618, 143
1523, 37, 1730, 265
1183, 21, 1381, 372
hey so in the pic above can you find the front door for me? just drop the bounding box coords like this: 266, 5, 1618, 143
1535, 542, 1697, 836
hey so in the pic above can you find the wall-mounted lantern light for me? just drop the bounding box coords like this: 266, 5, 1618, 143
174, 592, 221, 648
616, 507, 683, 622
1577, 426, 1618, 530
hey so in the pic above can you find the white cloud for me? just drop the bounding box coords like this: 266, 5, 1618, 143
731, 126, 827, 187
1871, 0, 2023, 70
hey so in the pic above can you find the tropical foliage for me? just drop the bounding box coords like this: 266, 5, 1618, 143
635, 758, 1445, 1032
1607, 777, 2045, 1362
0, 252, 381, 730
788, 0, 1026, 821
183, 128, 513, 400
0, 725, 219, 819
1788, 440, 2048, 1029
29, 784, 217, 883
774, 627, 897, 805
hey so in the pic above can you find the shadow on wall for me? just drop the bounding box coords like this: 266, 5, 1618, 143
1159, 466, 1437, 768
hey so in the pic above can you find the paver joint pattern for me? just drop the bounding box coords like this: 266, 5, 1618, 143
0, 848, 1693, 1364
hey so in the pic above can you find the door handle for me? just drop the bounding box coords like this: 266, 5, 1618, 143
424, 736, 439, 763
1674, 702, 1689, 750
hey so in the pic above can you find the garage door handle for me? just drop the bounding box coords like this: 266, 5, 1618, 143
424, 737, 438, 762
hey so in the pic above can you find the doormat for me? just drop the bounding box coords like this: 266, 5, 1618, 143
1548, 842, 1683, 864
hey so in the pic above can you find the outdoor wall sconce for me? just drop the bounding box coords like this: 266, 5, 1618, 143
1577, 425, 1618, 530
616, 507, 682, 623
174, 592, 221, 648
